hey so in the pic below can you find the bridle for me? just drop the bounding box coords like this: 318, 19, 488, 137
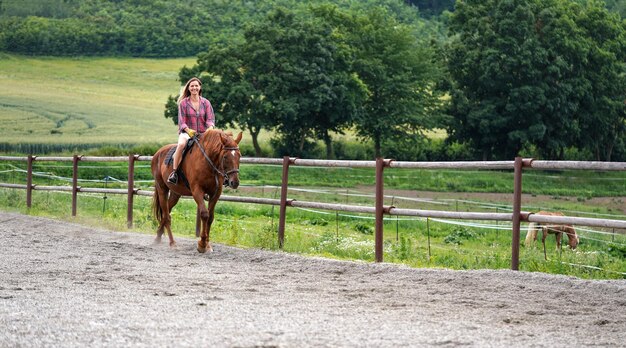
192, 137, 240, 188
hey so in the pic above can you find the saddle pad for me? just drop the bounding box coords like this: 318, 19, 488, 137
164, 146, 176, 166
164, 139, 195, 167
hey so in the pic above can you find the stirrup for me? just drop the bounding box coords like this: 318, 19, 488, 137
167, 171, 178, 184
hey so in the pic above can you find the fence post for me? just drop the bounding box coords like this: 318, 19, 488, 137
375, 157, 386, 262
26, 155, 34, 208
127, 154, 137, 228
511, 156, 523, 270
278, 156, 292, 249
72, 155, 80, 217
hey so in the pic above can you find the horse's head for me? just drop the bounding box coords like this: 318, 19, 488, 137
219, 131, 242, 189
565, 226, 579, 250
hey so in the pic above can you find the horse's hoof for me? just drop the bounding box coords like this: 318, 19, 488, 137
169, 241, 177, 248
197, 240, 207, 253
153, 238, 162, 245
197, 241, 213, 253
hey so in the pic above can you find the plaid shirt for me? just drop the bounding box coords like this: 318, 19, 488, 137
178, 96, 215, 134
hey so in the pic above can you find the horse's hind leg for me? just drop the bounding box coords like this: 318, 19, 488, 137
155, 225, 165, 244
542, 229, 548, 260
155, 205, 170, 245
153, 186, 167, 244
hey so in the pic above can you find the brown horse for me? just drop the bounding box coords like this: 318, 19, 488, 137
151, 129, 242, 253
524, 211, 579, 259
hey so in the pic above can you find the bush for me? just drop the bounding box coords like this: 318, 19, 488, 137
130, 143, 163, 156
85, 146, 127, 156
239, 142, 272, 158
380, 137, 477, 161
353, 222, 373, 235
444, 227, 477, 245
270, 136, 324, 159
607, 243, 626, 259
333, 140, 374, 160
303, 218, 329, 226
392, 235, 414, 260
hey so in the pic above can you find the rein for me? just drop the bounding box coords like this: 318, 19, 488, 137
192, 136, 240, 188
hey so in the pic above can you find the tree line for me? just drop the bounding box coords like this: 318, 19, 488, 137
2, 0, 624, 161
445, 0, 625, 161
165, 1, 625, 161
0, 0, 430, 57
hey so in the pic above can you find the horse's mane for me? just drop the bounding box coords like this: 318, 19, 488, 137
199, 129, 231, 151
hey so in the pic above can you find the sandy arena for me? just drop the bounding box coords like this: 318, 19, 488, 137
1, 211, 624, 347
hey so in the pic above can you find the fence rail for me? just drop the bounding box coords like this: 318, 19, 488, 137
1, 154, 625, 270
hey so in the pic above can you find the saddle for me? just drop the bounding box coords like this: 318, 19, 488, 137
165, 138, 196, 188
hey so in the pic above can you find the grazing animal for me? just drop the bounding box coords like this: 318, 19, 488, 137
525, 211, 579, 259
151, 129, 242, 253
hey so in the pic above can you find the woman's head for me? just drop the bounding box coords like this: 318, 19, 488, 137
177, 77, 202, 104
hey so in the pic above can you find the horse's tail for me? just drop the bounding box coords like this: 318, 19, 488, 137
525, 222, 539, 247
150, 148, 165, 225
152, 188, 163, 224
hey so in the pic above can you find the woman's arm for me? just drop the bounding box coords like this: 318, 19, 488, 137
178, 100, 189, 133
205, 99, 215, 128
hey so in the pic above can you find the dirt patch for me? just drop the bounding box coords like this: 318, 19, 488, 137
1, 211, 624, 347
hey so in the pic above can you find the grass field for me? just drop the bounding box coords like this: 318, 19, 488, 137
0, 54, 198, 145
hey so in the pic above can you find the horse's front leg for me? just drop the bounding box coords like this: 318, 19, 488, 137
204, 198, 219, 251
192, 193, 212, 253
555, 231, 562, 250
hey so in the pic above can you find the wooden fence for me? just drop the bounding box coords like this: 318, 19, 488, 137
1, 154, 625, 270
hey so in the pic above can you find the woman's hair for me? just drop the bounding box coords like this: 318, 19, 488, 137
177, 77, 202, 104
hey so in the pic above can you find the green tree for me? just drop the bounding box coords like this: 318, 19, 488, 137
446, 0, 625, 160
165, 7, 368, 158
604, 0, 626, 18
404, 0, 456, 17
197, 43, 275, 157
249, 7, 367, 158
324, 7, 444, 157
573, 1, 626, 160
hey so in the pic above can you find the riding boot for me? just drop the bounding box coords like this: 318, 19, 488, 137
168, 170, 178, 184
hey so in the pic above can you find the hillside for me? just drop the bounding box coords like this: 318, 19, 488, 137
0, 54, 195, 148
0, 0, 431, 57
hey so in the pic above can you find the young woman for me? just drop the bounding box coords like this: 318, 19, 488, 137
168, 77, 215, 184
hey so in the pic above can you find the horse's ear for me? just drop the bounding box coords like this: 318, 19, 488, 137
219, 131, 229, 144
235, 132, 243, 144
